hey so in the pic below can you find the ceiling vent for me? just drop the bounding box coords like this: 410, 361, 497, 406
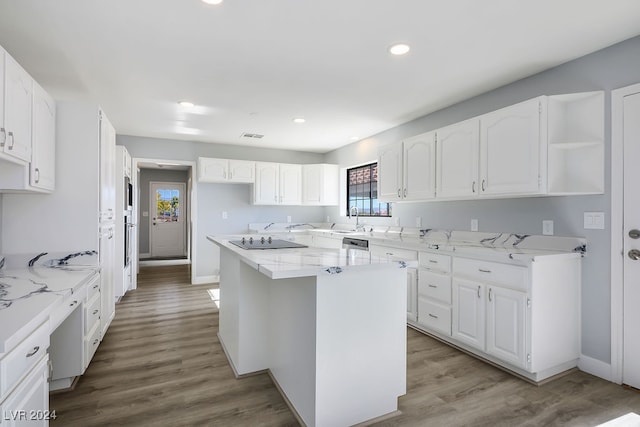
241, 132, 264, 139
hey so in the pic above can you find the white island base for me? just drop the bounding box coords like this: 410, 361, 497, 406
216, 243, 407, 427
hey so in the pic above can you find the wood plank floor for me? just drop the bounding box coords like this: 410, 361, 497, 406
51, 265, 640, 426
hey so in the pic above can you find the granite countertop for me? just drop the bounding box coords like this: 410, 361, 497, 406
208, 235, 412, 279
0, 251, 100, 354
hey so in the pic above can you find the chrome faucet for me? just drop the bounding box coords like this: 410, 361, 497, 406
349, 206, 364, 231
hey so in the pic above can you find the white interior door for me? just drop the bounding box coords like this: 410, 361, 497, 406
150, 182, 186, 258
623, 89, 640, 389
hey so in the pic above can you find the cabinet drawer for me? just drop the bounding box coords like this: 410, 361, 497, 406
0, 321, 49, 401
84, 323, 101, 371
419, 252, 451, 273
369, 244, 418, 261
453, 258, 528, 291
50, 293, 82, 332
418, 270, 452, 304
85, 292, 101, 335
86, 275, 101, 302
417, 298, 451, 336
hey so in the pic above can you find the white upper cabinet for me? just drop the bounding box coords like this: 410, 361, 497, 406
479, 97, 543, 196
198, 157, 255, 183
3, 52, 33, 163
254, 162, 302, 205
436, 119, 480, 198
99, 111, 116, 222
30, 81, 56, 191
378, 131, 436, 202
403, 132, 436, 201
302, 163, 339, 206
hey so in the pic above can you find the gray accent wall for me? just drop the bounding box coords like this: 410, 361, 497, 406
324, 35, 640, 364
138, 168, 190, 255
118, 136, 327, 278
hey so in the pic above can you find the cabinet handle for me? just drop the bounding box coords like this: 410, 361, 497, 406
8, 131, 15, 150
478, 268, 491, 273
404, 188, 407, 198
93, 339, 99, 346
397, 189, 401, 198
223, 171, 227, 179
93, 284, 99, 290
34, 168, 40, 183
93, 309, 99, 315
70, 300, 78, 307
428, 260, 438, 264
489, 287, 493, 302
428, 284, 437, 288
481, 179, 486, 192
428, 313, 438, 319
472, 181, 476, 193
477, 285, 481, 298
0, 127, 5, 146
26, 346, 40, 358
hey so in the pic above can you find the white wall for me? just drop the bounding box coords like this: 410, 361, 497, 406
324, 35, 640, 365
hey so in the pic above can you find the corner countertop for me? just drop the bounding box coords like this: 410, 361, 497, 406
0, 251, 100, 354
207, 235, 412, 279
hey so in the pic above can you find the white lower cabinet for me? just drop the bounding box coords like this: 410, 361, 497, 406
0, 356, 49, 427
411, 252, 580, 381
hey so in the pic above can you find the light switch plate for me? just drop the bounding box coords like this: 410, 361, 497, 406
584, 212, 605, 230
287, 215, 292, 223
222, 211, 228, 219
471, 219, 478, 232
415, 217, 422, 227
542, 220, 554, 235
394, 217, 400, 226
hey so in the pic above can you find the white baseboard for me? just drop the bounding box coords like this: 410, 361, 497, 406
139, 252, 151, 259
139, 259, 191, 266
579, 354, 615, 383
193, 275, 219, 285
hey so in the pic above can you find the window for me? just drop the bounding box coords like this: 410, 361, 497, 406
346, 163, 392, 217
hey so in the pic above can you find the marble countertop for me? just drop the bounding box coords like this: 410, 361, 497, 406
208, 235, 411, 279
248, 223, 586, 265
0, 251, 99, 354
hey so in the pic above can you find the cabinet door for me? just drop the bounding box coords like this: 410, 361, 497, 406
403, 132, 436, 200
100, 225, 115, 338
279, 163, 301, 204
452, 278, 485, 351
3, 54, 32, 162
198, 157, 228, 182
30, 82, 55, 191
479, 98, 542, 195
437, 119, 480, 198
302, 164, 322, 205
254, 162, 279, 204
228, 160, 255, 183
99, 112, 116, 222
377, 142, 402, 201
407, 267, 418, 322
486, 286, 527, 368
1, 357, 49, 427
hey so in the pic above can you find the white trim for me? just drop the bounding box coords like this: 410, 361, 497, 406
149, 180, 187, 258
579, 354, 614, 382
193, 275, 219, 285
139, 252, 151, 259
611, 82, 640, 385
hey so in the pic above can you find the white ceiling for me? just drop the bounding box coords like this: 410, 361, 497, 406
1, 1, 639, 154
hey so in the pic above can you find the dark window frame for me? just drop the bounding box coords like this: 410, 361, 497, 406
346, 162, 392, 217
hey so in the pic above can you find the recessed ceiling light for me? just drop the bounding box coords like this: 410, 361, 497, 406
293, 118, 306, 124
202, 0, 223, 5
178, 101, 195, 108
389, 43, 410, 56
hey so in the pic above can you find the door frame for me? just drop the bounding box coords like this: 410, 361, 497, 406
149, 181, 187, 258
611, 82, 640, 384
132, 157, 197, 284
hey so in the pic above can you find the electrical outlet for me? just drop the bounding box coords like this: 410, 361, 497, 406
584, 212, 605, 230
542, 220, 554, 235
287, 215, 292, 223
471, 219, 479, 232
415, 217, 422, 227
326, 216, 330, 222
222, 211, 228, 220
394, 217, 400, 226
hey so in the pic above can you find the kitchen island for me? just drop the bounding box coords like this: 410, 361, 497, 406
207, 236, 410, 427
